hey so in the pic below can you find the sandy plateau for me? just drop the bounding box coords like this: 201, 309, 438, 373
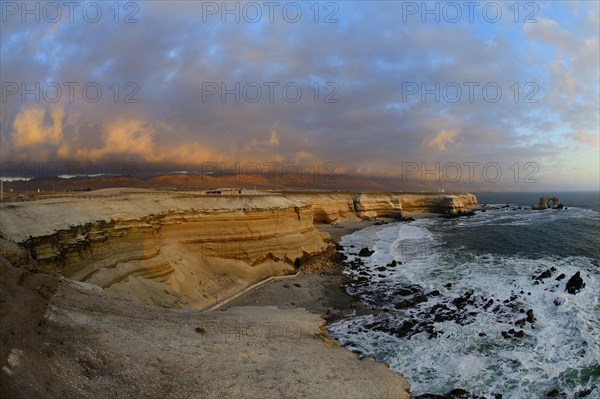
0, 189, 479, 398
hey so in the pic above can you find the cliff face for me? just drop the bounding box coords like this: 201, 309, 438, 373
287, 192, 479, 222
0, 194, 328, 309
353, 193, 403, 219
399, 193, 479, 217
0, 190, 479, 308
284, 193, 357, 223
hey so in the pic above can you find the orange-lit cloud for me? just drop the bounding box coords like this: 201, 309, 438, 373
573, 132, 599, 148
425, 129, 459, 152
12, 106, 64, 147
74, 119, 154, 160
269, 130, 279, 146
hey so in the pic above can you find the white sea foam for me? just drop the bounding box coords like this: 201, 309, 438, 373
330, 217, 600, 398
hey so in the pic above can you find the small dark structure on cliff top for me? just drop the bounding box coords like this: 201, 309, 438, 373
532, 196, 564, 210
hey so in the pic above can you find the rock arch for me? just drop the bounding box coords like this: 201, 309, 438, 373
532, 196, 562, 210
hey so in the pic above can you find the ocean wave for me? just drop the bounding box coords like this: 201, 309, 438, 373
331, 220, 600, 398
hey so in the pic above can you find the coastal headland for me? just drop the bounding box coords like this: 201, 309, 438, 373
0, 189, 479, 398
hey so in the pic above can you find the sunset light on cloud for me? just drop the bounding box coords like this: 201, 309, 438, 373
1, 1, 599, 190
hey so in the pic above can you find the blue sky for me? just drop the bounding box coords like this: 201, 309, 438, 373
1, 1, 598, 190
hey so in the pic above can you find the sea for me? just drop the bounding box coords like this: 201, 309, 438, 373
329, 192, 600, 398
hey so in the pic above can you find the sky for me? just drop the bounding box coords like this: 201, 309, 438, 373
1, 0, 599, 191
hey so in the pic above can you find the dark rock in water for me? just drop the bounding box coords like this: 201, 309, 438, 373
392, 320, 416, 338
534, 267, 556, 281
526, 309, 536, 323
358, 247, 375, 257
574, 387, 593, 398
555, 273, 566, 281
415, 388, 482, 399
446, 389, 472, 398
395, 294, 428, 309
432, 303, 455, 323
376, 266, 387, 272
396, 285, 421, 296
430, 290, 441, 297
386, 260, 398, 267
502, 329, 526, 339
452, 291, 473, 310
444, 211, 475, 219
565, 271, 585, 294
514, 330, 526, 338
554, 298, 564, 306
483, 299, 494, 310
545, 388, 567, 398
445, 283, 452, 289
414, 394, 451, 399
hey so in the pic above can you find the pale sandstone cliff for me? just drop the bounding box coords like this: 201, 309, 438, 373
399, 193, 479, 217
0, 193, 328, 309
286, 192, 479, 222
0, 190, 479, 308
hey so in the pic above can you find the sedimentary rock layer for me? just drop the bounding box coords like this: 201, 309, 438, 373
287, 192, 479, 222
0, 193, 328, 308
0, 190, 479, 308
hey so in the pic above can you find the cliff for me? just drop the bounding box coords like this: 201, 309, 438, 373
0, 192, 328, 309
0, 190, 479, 309
286, 192, 479, 222
399, 193, 479, 217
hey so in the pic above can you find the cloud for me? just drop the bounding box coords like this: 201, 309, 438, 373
524, 18, 571, 49
572, 132, 599, 148
12, 106, 64, 147
269, 130, 279, 146
424, 129, 459, 152
0, 2, 598, 189
75, 119, 155, 161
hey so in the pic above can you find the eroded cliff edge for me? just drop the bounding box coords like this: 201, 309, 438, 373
0, 190, 479, 309
287, 192, 479, 222
1, 193, 329, 309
